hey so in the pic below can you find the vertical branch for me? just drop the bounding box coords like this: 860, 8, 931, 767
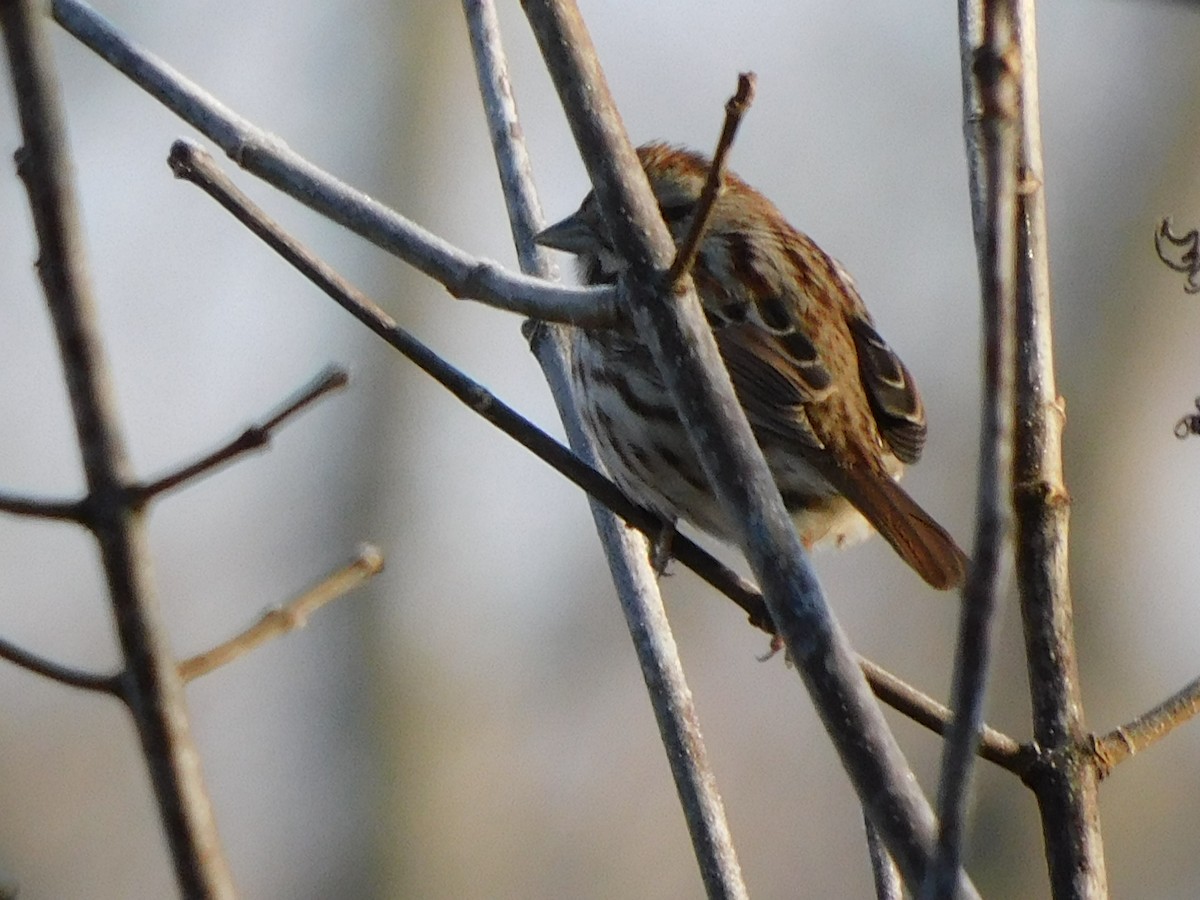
521, 1, 977, 896
865, 814, 903, 900
0, 2, 234, 896
928, 2, 1019, 896
461, 0, 548, 276
462, 3, 748, 896
1010, 0, 1107, 894
958, 1, 1106, 896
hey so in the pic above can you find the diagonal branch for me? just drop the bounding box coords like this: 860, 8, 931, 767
666, 72, 756, 289
179, 545, 382, 682
3, 367, 346, 519
927, 3, 1021, 895
0, 632, 120, 694
1089, 674, 1200, 778
865, 812, 903, 900
50, 0, 617, 329
860, 657, 1030, 776
134, 366, 348, 501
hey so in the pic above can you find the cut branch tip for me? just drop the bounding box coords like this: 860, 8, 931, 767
179, 543, 383, 682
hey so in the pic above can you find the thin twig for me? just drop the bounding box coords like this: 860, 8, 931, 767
1, 2, 234, 894
860, 657, 1029, 776
0, 634, 120, 694
179, 545, 382, 682
865, 813, 904, 900
465, 5, 748, 896
135, 366, 348, 500
50, 0, 617, 329
666, 72, 756, 289
461, 0, 550, 277
523, 2, 976, 895
0, 491, 83, 520
926, 4, 1021, 897
1089, 674, 1200, 778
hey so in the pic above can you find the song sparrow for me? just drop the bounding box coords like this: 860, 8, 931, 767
536, 143, 966, 590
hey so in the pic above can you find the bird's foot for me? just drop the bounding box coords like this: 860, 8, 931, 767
647, 519, 678, 576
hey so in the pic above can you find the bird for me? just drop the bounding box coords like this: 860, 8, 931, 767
535, 142, 966, 590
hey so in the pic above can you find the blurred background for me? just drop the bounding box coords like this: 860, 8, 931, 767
1, 1, 1199, 896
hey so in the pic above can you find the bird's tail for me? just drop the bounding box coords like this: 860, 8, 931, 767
837, 470, 968, 591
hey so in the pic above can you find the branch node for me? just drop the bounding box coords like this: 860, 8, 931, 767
1012, 477, 1069, 511
455, 260, 497, 300
973, 41, 1021, 120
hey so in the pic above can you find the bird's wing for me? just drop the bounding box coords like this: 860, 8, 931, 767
714, 320, 965, 591
847, 314, 926, 465
714, 322, 830, 450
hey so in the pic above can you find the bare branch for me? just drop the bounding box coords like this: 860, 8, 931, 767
523, 2, 976, 896
0, 490, 83, 521
0, 633, 120, 694
135, 366, 348, 501
179, 545, 382, 682
1, 1, 234, 893
1089, 674, 1200, 778
52, 0, 616, 328
666, 72, 756, 289
1011, 0, 1107, 893
927, 4, 1021, 896
462, 0, 551, 276
865, 812, 903, 900
465, 6, 749, 895
960, 0, 1111, 894
535, 329, 754, 900
860, 657, 1030, 777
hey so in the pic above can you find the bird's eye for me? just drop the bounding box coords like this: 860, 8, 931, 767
659, 202, 696, 224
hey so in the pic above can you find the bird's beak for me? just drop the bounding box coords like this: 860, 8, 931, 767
534, 210, 594, 256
